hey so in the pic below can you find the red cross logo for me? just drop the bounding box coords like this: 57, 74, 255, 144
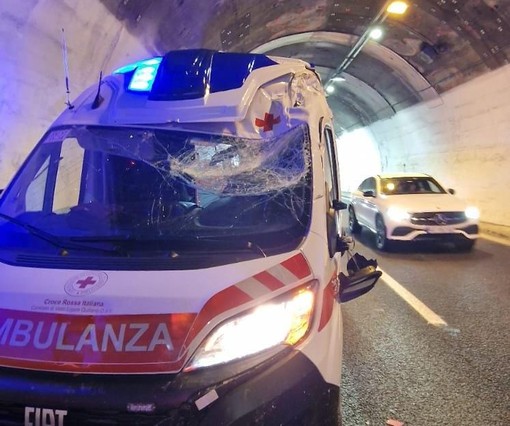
255, 113, 281, 132
65, 272, 107, 296
76, 276, 97, 289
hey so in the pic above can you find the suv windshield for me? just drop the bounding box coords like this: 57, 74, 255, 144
380, 177, 446, 195
0, 124, 312, 268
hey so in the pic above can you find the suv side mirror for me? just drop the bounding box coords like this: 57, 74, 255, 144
337, 252, 382, 303
362, 190, 375, 198
448, 188, 455, 195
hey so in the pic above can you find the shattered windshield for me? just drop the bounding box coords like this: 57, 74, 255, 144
0, 124, 312, 264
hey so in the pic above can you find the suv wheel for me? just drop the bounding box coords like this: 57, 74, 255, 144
375, 215, 391, 251
348, 206, 361, 234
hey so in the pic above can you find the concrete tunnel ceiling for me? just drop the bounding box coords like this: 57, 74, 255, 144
99, 0, 510, 133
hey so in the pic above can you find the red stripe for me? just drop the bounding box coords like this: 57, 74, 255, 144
281, 253, 311, 279
0, 309, 195, 374
253, 271, 285, 290
318, 275, 337, 332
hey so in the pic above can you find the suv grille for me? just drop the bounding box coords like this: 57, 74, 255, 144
410, 211, 466, 226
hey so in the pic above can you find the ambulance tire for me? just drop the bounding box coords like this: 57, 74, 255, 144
348, 206, 361, 234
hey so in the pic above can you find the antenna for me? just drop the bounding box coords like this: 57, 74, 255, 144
61, 28, 74, 109
91, 71, 104, 109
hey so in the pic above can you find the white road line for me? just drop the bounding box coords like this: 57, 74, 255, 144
380, 268, 447, 326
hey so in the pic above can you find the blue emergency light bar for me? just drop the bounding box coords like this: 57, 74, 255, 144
113, 57, 163, 92
112, 50, 277, 99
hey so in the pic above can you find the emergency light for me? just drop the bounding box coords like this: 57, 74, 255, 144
113, 50, 277, 99
113, 57, 163, 92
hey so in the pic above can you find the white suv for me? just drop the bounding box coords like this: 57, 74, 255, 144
348, 173, 479, 251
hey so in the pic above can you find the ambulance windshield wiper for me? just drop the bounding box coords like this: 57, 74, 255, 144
190, 236, 267, 257
0, 212, 120, 255
70, 235, 267, 257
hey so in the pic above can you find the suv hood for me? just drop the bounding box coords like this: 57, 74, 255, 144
382, 193, 468, 213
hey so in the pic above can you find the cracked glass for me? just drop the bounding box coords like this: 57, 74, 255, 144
0, 124, 313, 262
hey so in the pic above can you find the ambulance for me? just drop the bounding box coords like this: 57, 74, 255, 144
0, 49, 381, 425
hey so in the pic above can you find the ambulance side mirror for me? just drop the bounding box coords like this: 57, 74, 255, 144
337, 252, 382, 303
332, 199, 347, 211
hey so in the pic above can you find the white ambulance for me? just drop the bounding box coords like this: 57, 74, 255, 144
0, 49, 380, 425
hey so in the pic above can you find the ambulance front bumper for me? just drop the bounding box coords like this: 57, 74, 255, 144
0, 349, 340, 425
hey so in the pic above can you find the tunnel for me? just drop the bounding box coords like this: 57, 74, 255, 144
0, 2, 509, 425
1, 0, 509, 240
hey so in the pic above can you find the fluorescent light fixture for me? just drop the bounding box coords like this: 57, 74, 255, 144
332, 76, 346, 82
370, 27, 384, 40
387, 1, 409, 15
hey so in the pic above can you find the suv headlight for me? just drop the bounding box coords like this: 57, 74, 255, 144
185, 285, 315, 371
387, 207, 411, 222
465, 206, 480, 220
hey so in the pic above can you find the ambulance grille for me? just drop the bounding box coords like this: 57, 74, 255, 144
0, 405, 21, 425
13, 253, 259, 270
0, 405, 180, 425
14, 255, 207, 270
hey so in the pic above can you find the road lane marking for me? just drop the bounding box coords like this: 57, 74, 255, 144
379, 269, 447, 326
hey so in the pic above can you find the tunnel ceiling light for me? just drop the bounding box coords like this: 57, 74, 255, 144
332, 76, 346, 82
386, 1, 409, 15
369, 28, 384, 40
326, 85, 335, 94
324, 0, 409, 88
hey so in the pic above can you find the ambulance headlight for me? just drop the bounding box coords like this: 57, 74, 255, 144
185, 285, 315, 371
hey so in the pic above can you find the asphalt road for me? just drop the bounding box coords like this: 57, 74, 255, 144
339, 231, 510, 426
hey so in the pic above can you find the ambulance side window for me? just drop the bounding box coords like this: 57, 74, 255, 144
323, 126, 340, 257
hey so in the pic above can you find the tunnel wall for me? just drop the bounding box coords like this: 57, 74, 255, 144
0, 0, 151, 188
363, 64, 510, 238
